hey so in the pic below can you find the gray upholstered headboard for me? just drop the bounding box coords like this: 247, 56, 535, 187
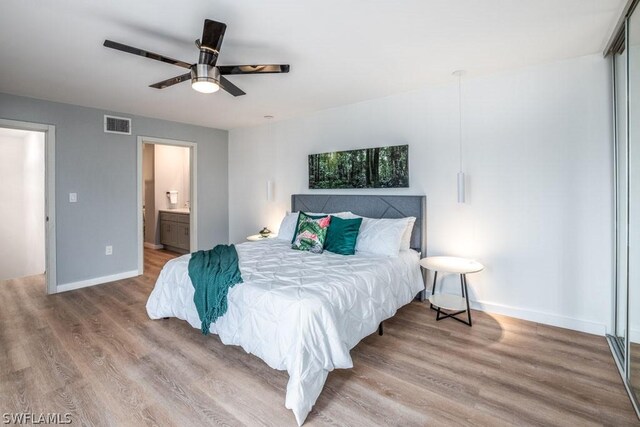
291, 194, 427, 255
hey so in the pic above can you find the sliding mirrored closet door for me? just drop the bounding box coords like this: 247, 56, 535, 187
614, 40, 628, 361
629, 1, 640, 402
610, 0, 640, 417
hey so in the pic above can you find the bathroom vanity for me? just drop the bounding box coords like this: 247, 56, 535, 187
159, 209, 190, 253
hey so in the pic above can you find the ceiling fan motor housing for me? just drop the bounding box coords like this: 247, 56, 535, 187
191, 63, 220, 85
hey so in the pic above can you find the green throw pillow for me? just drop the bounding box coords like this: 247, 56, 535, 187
290, 212, 327, 244
325, 216, 363, 255
291, 213, 331, 254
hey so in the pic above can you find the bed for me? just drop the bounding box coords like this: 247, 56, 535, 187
146, 194, 426, 425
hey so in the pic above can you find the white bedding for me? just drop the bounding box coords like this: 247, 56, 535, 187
146, 239, 424, 425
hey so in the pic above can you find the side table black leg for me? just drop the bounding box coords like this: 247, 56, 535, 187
430, 271, 438, 311
460, 274, 465, 297
463, 274, 472, 326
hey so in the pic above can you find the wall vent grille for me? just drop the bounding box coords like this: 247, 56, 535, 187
104, 115, 131, 135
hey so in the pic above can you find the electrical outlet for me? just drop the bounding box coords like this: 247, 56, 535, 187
105, 245, 113, 255
69, 193, 77, 203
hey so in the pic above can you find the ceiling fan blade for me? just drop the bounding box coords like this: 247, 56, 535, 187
218, 76, 246, 97
200, 19, 226, 55
103, 40, 192, 69
217, 64, 290, 75
149, 73, 192, 89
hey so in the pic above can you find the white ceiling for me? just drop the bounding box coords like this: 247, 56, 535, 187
0, 0, 624, 130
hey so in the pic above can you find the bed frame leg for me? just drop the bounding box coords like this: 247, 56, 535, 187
378, 322, 383, 336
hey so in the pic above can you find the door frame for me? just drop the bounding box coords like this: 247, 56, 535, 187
0, 118, 56, 294
136, 136, 197, 274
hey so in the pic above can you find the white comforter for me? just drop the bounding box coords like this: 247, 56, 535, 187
146, 239, 424, 425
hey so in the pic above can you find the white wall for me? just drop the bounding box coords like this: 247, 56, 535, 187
154, 144, 190, 210
229, 53, 613, 335
0, 129, 45, 280
22, 131, 45, 276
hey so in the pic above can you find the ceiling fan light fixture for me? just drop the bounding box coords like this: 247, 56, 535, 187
191, 64, 220, 93
192, 80, 219, 93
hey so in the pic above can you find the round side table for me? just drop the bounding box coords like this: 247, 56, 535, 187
419, 256, 484, 327
246, 234, 278, 242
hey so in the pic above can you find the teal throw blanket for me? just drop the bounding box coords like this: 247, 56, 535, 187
188, 244, 243, 335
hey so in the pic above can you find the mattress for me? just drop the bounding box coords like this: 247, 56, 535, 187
146, 239, 424, 425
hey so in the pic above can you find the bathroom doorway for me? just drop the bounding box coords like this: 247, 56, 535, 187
137, 136, 197, 274
0, 119, 56, 294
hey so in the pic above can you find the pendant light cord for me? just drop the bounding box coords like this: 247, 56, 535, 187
458, 74, 463, 173
454, 70, 466, 204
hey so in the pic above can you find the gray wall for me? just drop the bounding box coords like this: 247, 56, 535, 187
0, 92, 229, 286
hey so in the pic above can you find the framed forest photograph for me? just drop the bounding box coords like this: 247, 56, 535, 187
308, 144, 409, 189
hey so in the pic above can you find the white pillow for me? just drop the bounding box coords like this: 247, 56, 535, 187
355, 217, 410, 257
276, 212, 299, 241
319, 211, 355, 219
334, 211, 360, 219
276, 211, 355, 241
400, 217, 417, 251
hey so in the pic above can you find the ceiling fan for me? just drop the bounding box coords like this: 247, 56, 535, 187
103, 19, 290, 96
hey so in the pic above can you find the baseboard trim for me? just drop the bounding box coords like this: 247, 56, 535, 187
144, 242, 164, 249
56, 270, 139, 293
469, 299, 607, 336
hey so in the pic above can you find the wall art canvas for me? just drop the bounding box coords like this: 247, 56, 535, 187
308, 144, 409, 189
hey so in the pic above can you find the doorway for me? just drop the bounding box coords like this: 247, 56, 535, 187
137, 136, 197, 274
0, 119, 56, 294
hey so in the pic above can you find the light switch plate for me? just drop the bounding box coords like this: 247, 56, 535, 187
105, 245, 113, 255
69, 193, 77, 203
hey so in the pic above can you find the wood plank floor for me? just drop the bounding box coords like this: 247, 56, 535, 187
0, 248, 638, 426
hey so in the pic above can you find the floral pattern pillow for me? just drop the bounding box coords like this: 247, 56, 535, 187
291, 213, 331, 254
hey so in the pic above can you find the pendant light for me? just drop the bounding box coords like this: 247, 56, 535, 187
265, 115, 275, 201
453, 70, 466, 203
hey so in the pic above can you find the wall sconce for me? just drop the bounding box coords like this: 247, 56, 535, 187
267, 180, 275, 201
457, 171, 465, 203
